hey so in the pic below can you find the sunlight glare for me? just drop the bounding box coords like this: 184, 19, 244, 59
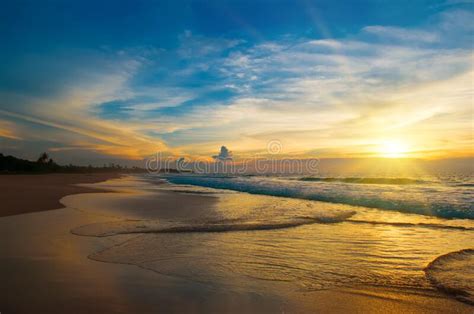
379, 140, 410, 158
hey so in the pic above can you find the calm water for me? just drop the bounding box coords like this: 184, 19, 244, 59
71, 174, 474, 305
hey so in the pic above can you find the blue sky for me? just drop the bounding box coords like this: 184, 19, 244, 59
0, 0, 473, 164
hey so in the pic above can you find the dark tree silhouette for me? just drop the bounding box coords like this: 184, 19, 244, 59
1, 153, 148, 173
37, 152, 49, 164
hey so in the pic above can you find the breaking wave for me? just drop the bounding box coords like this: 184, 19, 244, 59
424, 249, 474, 305
72, 211, 356, 237
162, 175, 474, 219
298, 177, 425, 185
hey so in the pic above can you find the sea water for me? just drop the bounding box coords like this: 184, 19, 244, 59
71, 174, 474, 305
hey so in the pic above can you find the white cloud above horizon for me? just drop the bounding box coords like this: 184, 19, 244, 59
0, 8, 473, 163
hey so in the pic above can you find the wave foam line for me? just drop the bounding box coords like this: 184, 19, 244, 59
72, 211, 356, 237
298, 177, 426, 185
163, 176, 474, 219
347, 219, 474, 231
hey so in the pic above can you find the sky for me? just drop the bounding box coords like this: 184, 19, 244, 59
0, 0, 473, 165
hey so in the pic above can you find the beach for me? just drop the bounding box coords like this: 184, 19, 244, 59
2, 0, 473, 312
0, 173, 121, 217
0, 174, 473, 313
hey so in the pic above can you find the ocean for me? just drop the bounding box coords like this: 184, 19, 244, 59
70, 173, 474, 305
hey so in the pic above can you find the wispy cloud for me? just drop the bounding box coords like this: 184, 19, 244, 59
362, 26, 440, 43
178, 30, 244, 59
0, 49, 172, 160
0, 8, 472, 161
147, 9, 473, 158
0, 120, 21, 140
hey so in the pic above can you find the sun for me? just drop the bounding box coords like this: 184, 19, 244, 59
378, 140, 410, 158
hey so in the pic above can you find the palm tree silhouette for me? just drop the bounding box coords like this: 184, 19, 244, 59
37, 152, 49, 164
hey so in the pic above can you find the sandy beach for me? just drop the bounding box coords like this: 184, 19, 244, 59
0, 175, 284, 313
2, 0, 473, 312
0, 173, 121, 217
0, 174, 472, 313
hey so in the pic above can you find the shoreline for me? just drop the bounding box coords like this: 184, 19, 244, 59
0, 175, 472, 313
0, 173, 122, 217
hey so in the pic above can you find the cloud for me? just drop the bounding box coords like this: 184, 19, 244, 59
0, 48, 173, 161
362, 26, 440, 43
443, 0, 474, 4
148, 10, 472, 158
178, 30, 243, 59
0, 119, 21, 140
212, 146, 233, 161
1, 8, 472, 161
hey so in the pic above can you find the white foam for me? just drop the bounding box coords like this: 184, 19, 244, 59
71, 211, 356, 237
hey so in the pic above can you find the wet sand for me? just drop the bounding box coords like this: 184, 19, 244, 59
0, 180, 283, 313
0, 173, 121, 217
0, 176, 472, 313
